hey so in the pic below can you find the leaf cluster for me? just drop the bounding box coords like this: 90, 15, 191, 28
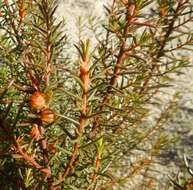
0, 0, 192, 189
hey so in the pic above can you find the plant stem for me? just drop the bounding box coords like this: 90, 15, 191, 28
53, 51, 89, 187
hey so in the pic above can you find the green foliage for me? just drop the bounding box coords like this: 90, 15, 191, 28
0, 0, 192, 189
168, 155, 193, 190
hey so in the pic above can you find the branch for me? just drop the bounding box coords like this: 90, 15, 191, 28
0, 119, 51, 178
53, 41, 90, 186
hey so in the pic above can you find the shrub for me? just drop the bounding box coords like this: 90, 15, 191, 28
0, 0, 192, 189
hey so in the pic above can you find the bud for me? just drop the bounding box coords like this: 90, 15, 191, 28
19, 7, 26, 21
29, 91, 46, 110
128, 4, 136, 17
40, 109, 55, 124
80, 61, 89, 93
120, 0, 128, 5
4, 0, 8, 5
159, 7, 167, 17
80, 61, 89, 76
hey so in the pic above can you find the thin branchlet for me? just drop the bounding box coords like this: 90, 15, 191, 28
0, 0, 192, 189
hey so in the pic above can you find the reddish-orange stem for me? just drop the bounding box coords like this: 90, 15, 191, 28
54, 58, 89, 187
0, 120, 50, 178
86, 152, 101, 190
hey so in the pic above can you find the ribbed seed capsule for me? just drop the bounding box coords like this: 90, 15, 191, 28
40, 109, 55, 124
29, 91, 46, 110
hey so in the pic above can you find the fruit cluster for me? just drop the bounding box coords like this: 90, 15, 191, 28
29, 91, 55, 125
